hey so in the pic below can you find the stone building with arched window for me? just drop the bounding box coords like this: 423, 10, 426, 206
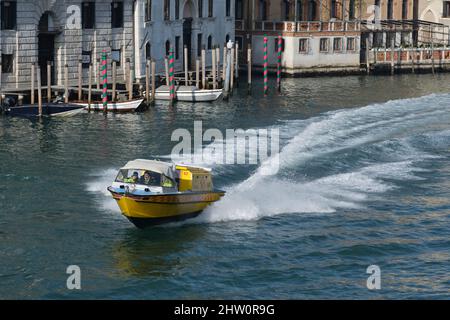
0, 0, 234, 92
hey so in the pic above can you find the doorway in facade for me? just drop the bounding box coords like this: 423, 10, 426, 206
38, 12, 57, 86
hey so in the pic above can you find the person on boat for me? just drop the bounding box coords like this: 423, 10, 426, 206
125, 172, 139, 183
140, 171, 154, 185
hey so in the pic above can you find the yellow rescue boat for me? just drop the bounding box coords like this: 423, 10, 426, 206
108, 159, 225, 228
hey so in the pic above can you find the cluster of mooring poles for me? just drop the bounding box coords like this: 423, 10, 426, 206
4, 35, 286, 116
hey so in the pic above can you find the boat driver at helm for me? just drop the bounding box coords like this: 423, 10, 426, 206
140, 171, 155, 185
124, 172, 139, 183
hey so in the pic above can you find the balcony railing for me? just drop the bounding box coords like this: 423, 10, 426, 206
235, 20, 361, 32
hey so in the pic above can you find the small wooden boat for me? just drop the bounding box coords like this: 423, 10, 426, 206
108, 159, 225, 228
155, 86, 223, 102
6, 103, 84, 117
73, 99, 144, 112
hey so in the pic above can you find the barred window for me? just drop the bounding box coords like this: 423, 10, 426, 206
319, 38, 329, 52
299, 39, 308, 53
347, 38, 355, 51
333, 38, 342, 51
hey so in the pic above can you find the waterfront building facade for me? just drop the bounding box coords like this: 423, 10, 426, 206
0, 0, 234, 92
235, 0, 364, 74
235, 0, 449, 75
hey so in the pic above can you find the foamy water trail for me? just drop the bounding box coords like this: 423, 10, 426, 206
86, 93, 450, 224
197, 93, 450, 223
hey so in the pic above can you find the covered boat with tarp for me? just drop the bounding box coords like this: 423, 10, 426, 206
108, 159, 225, 228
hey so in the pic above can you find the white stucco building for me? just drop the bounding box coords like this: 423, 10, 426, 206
0, 0, 234, 92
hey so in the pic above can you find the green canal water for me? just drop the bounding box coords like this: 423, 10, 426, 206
1, 74, 450, 299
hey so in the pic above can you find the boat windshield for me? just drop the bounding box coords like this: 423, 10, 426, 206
115, 169, 162, 187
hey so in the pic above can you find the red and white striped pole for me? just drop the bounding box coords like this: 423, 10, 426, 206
101, 50, 108, 113
169, 47, 175, 103
277, 35, 282, 92
263, 35, 268, 96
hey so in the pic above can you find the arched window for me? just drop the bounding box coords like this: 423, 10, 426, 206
225, 34, 230, 44
165, 40, 171, 56
207, 35, 212, 50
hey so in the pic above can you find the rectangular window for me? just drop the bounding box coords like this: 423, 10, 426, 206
208, 0, 213, 17
111, 2, 124, 28
197, 34, 202, 57
145, 0, 152, 21
175, 36, 180, 60
1, 54, 13, 73
402, 0, 408, 19
274, 38, 285, 52
333, 38, 342, 51
198, 0, 203, 18
299, 38, 308, 52
444, 1, 450, 18
1, 1, 17, 30
82, 51, 92, 68
164, 0, 170, 20
236, 0, 244, 19
82, 2, 95, 29
319, 38, 329, 52
175, 0, 180, 19
226, 0, 231, 17
330, 0, 337, 18
349, 0, 355, 20
111, 49, 121, 67
387, 0, 393, 20
347, 38, 355, 51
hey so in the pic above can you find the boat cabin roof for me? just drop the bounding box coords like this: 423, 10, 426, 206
121, 159, 175, 179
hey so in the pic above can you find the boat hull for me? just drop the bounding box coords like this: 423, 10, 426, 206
7, 104, 84, 117
155, 86, 223, 102
109, 188, 225, 228
74, 99, 144, 112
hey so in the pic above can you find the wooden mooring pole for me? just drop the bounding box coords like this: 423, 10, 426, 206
366, 38, 370, 75
201, 46, 206, 89
164, 57, 170, 86
230, 44, 235, 92
145, 60, 150, 104
196, 59, 200, 89
78, 60, 83, 101
247, 44, 252, 94
31, 63, 35, 105
151, 59, 156, 103
127, 59, 133, 101
88, 63, 92, 112
390, 38, 395, 76
64, 64, 69, 104
36, 66, 42, 117
212, 47, 217, 89
112, 61, 117, 102
222, 45, 227, 82
184, 45, 189, 86
47, 61, 52, 102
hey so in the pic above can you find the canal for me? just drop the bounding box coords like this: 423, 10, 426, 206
1, 73, 450, 298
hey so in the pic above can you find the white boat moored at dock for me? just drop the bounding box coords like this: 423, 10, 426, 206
155, 86, 223, 102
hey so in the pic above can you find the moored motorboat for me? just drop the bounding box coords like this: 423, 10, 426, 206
6, 103, 84, 117
73, 98, 144, 112
108, 159, 225, 228
155, 85, 223, 102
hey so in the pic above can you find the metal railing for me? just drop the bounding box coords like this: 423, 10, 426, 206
236, 20, 361, 33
